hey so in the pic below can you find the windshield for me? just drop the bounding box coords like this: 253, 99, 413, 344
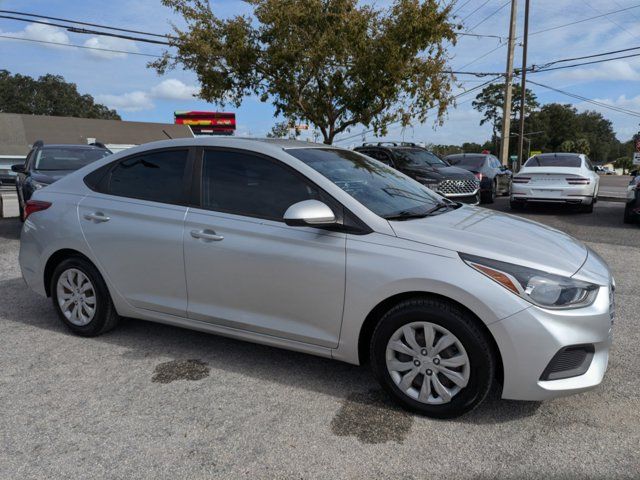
524, 155, 581, 168
287, 148, 445, 218
34, 148, 111, 171
393, 149, 449, 168
446, 155, 485, 169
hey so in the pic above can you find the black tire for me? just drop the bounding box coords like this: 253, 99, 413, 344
16, 187, 24, 222
369, 297, 495, 419
580, 201, 594, 213
50, 256, 119, 336
510, 199, 524, 210
624, 203, 635, 224
480, 182, 496, 204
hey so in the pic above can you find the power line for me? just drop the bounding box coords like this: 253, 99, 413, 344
529, 4, 640, 36
334, 75, 503, 144
527, 80, 640, 118
452, 0, 474, 16
531, 45, 640, 69
532, 51, 640, 73
0, 14, 171, 45
467, 0, 510, 31
0, 33, 167, 58
0, 9, 174, 39
581, 0, 639, 42
460, 0, 492, 23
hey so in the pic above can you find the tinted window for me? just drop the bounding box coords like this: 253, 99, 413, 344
35, 147, 111, 171
202, 150, 321, 220
524, 155, 581, 168
447, 155, 486, 169
363, 150, 394, 166
108, 149, 188, 204
288, 148, 442, 218
394, 149, 448, 168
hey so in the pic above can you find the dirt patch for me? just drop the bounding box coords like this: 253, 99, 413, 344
330, 389, 413, 444
152, 359, 210, 384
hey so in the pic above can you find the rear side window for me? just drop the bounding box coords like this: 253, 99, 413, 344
108, 149, 189, 204
525, 155, 581, 168
201, 149, 321, 220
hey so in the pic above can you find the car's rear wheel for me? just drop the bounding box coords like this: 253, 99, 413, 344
51, 257, 119, 336
510, 199, 524, 210
623, 203, 636, 224
580, 200, 594, 213
480, 181, 496, 204
370, 298, 495, 418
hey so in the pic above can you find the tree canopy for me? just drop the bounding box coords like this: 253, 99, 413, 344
0, 70, 120, 120
154, 0, 457, 144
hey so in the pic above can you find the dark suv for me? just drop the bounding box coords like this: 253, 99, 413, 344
354, 142, 480, 204
12, 141, 112, 220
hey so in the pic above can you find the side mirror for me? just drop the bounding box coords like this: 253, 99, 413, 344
11, 164, 25, 173
284, 200, 336, 227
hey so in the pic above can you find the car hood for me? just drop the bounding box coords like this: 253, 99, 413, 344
389, 205, 588, 276
405, 165, 476, 180
31, 170, 72, 184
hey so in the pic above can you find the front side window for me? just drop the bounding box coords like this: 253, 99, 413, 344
108, 149, 188, 204
288, 148, 443, 218
201, 150, 321, 220
35, 148, 111, 171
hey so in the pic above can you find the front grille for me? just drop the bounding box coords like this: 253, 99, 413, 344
436, 179, 480, 197
540, 345, 595, 381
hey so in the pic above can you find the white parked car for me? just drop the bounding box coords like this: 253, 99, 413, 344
511, 153, 600, 212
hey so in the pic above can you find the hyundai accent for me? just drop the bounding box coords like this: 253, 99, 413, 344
19, 138, 614, 418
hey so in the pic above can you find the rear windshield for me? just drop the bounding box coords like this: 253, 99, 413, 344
34, 148, 111, 171
524, 155, 581, 168
446, 155, 485, 169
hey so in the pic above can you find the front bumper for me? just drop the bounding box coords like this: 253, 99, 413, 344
488, 283, 613, 401
511, 184, 595, 205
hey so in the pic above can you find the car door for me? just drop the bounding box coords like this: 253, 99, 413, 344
78, 148, 193, 317
491, 156, 507, 192
183, 148, 346, 348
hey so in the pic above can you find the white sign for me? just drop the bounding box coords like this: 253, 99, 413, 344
634, 152, 640, 165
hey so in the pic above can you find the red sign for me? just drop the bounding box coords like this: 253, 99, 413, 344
175, 111, 236, 135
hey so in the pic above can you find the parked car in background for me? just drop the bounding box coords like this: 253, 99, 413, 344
510, 153, 600, 213
13, 141, 112, 220
444, 153, 511, 203
624, 170, 640, 224
0, 156, 23, 184
354, 142, 480, 204
595, 166, 616, 175
19, 137, 614, 418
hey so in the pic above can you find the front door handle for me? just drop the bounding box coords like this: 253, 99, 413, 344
84, 212, 110, 223
191, 229, 224, 242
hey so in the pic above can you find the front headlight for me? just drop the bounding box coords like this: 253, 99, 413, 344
460, 253, 599, 309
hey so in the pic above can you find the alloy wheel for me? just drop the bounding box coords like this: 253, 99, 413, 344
385, 321, 470, 405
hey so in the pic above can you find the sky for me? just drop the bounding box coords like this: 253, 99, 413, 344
1, 0, 639, 152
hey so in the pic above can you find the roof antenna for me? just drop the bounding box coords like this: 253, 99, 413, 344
162, 129, 172, 139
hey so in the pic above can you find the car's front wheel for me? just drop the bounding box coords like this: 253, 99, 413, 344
51, 257, 119, 336
370, 297, 495, 418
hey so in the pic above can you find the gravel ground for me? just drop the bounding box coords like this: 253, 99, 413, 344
0, 199, 638, 479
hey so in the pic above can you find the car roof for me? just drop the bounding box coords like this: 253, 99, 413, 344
533, 152, 584, 157
39, 144, 108, 150
445, 153, 488, 158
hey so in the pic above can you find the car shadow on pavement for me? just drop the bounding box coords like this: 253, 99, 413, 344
1, 275, 540, 425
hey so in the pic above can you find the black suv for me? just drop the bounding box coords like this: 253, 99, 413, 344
354, 142, 480, 204
12, 141, 112, 220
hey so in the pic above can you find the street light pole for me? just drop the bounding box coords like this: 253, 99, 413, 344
499, 0, 518, 167
516, 0, 531, 172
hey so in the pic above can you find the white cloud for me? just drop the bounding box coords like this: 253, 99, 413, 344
149, 79, 200, 100
1, 23, 70, 48
95, 79, 201, 112
83, 35, 139, 59
95, 91, 154, 112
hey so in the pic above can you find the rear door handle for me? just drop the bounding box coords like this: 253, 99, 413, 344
84, 212, 110, 223
190, 229, 224, 242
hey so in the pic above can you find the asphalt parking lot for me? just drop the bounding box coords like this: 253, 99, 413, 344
0, 198, 638, 479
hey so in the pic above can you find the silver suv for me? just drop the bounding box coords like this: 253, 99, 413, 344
19, 138, 614, 418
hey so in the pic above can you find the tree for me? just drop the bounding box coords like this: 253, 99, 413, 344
471, 82, 539, 143
267, 121, 294, 138
153, 0, 457, 144
0, 70, 120, 120
614, 156, 633, 174
559, 140, 575, 153
574, 137, 590, 156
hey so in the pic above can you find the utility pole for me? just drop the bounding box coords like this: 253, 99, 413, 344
499, 0, 518, 166
516, 0, 530, 172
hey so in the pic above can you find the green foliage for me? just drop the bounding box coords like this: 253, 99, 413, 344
266, 121, 294, 138
614, 156, 633, 174
559, 140, 574, 152
471, 82, 539, 136
0, 70, 120, 120
427, 144, 462, 157
154, 0, 457, 144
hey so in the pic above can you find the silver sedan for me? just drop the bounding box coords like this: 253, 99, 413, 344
18, 138, 614, 418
